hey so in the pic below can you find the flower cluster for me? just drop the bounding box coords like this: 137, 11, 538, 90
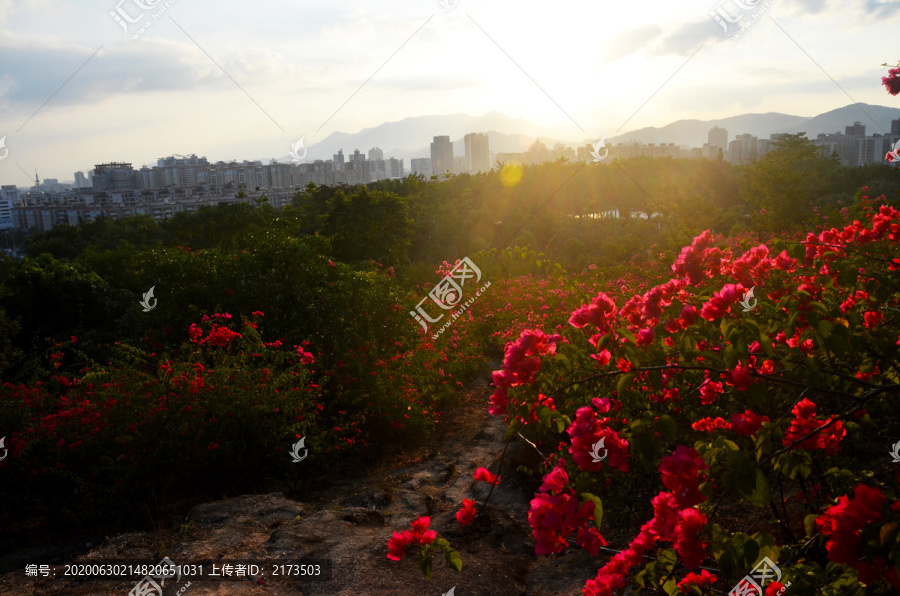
731, 409, 769, 436
677, 569, 717, 593
816, 484, 900, 588
883, 66, 900, 96
783, 398, 845, 455
567, 403, 629, 473
529, 463, 607, 556
387, 516, 437, 561
489, 329, 560, 416
658, 446, 708, 509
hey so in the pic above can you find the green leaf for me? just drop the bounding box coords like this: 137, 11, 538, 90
417, 550, 434, 581
617, 372, 635, 396
649, 368, 663, 391
536, 405, 552, 428
759, 332, 774, 357
582, 492, 605, 529
724, 344, 738, 369
747, 468, 772, 508
804, 514, 818, 538
657, 548, 677, 572
444, 549, 462, 573
662, 576, 678, 596
658, 415, 677, 441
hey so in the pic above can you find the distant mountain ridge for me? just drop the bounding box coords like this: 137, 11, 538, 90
271, 104, 900, 165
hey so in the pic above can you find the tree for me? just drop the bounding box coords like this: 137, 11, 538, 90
739, 133, 838, 227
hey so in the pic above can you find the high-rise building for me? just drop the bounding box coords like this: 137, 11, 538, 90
464, 133, 491, 173
368, 147, 384, 161
708, 126, 728, 153
74, 171, 87, 189
892, 119, 900, 137
92, 163, 138, 191
386, 158, 404, 178
0, 185, 17, 230
845, 122, 865, 137
333, 149, 344, 164
430, 136, 454, 178
411, 158, 433, 178
349, 149, 365, 163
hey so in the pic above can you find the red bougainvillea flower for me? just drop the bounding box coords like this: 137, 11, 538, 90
569, 292, 617, 330
456, 498, 477, 525
474, 466, 500, 485
691, 417, 731, 432
539, 461, 570, 495
699, 380, 724, 405
863, 310, 884, 328
678, 569, 717, 593
387, 515, 437, 561
658, 446, 708, 508
764, 582, 786, 596
816, 484, 886, 575
700, 283, 747, 321
731, 410, 770, 436
528, 490, 598, 555
883, 67, 900, 95
724, 361, 753, 392
673, 508, 708, 569
567, 406, 630, 473
783, 398, 846, 455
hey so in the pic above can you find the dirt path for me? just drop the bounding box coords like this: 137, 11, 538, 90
0, 362, 616, 596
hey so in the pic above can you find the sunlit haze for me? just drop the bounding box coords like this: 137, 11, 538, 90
1, 0, 898, 181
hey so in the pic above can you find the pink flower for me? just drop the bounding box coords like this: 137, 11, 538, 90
539, 462, 569, 495
725, 361, 752, 392
731, 410, 769, 436
658, 446, 708, 509
567, 406, 629, 473
883, 67, 900, 95
456, 498, 477, 525
699, 381, 724, 405
678, 569, 717, 593
474, 467, 500, 485
673, 508, 708, 569
569, 292, 617, 330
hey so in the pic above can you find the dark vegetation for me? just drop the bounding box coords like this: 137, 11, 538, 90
0, 134, 898, 554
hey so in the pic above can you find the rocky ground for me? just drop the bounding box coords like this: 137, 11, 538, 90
0, 363, 636, 596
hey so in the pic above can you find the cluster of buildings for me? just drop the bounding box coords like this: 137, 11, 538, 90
2, 119, 898, 235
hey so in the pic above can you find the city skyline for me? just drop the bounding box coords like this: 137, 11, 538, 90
1, 1, 898, 182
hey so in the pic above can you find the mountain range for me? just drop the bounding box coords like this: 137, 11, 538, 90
275, 104, 900, 165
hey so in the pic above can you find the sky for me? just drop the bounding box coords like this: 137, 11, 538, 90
0, 0, 898, 183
